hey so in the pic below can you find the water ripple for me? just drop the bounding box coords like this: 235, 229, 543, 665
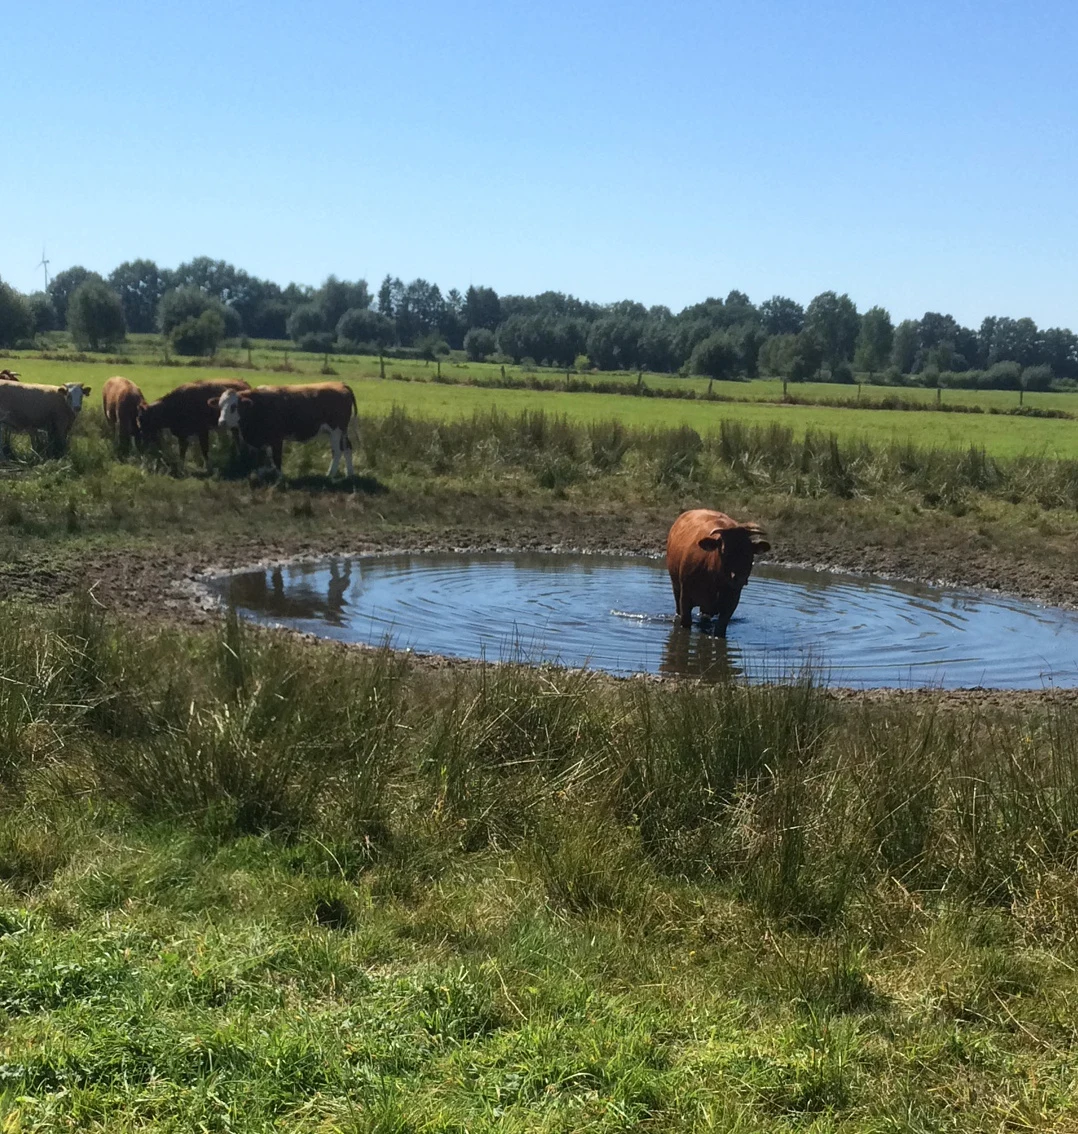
209, 552, 1078, 690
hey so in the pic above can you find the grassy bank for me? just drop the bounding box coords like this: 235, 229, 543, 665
2, 599, 1078, 1130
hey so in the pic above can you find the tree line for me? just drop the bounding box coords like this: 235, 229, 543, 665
0, 255, 1076, 390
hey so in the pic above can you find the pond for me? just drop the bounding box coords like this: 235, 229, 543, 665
207, 552, 1078, 689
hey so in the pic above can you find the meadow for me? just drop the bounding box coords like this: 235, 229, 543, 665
5, 336, 1078, 459
2, 347, 1078, 1129
2, 600, 1078, 1131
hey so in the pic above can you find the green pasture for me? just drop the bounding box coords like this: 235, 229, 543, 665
9, 354, 1078, 460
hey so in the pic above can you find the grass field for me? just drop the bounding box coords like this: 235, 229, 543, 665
3, 342, 1078, 1130
2, 601, 1078, 1131
6, 352, 1078, 460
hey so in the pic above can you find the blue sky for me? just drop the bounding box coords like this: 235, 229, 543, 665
3, 0, 1076, 328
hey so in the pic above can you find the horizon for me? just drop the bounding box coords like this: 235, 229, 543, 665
5, 0, 1077, 330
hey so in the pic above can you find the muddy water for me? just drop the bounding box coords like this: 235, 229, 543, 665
209, 552, 1078, 689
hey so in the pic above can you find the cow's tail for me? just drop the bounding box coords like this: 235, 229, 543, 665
346, 385, 360, 445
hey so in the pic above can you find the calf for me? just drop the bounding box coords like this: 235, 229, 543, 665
666, 508, 770, 635
137, 379, 251, 468
212, 383, 358, 476
102, 376, 148, 450
0, 369, 20, 381
0, 382, 91, 454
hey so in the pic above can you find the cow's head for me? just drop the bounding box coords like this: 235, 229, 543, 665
212, 389, 247, 430
64, 384, 91, 413
699, 524, 771, 591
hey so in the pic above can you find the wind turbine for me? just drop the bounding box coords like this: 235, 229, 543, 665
37, 247, 50, 290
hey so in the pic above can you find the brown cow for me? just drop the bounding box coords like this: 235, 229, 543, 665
0, 369, 20, 381
137, 379, 251, 468
0, 382, 91, 453
666, 508, 771, 634
212, 383, 358, 476
102, 376, 147, 451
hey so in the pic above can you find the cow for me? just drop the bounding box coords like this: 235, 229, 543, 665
665, 508, 771, 635
0, 369, 20, 381
211, 383, 358, 477
0, 381, 91, 455
137, 379, 251, 469
102, 375, 147, 451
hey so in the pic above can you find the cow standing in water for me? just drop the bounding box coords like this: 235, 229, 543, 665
665, 508, 770, 635
211, 383, 358, 477
137, 379, 251, 469
102, 376, 148, 451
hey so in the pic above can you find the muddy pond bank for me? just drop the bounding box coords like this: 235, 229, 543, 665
3, 497, 1076, 704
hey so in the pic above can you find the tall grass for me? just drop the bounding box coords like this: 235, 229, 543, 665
4, 598, 1078, 934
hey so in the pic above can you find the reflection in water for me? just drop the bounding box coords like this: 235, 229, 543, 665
225, 559, 353, 627
660, 624, 742, 681
208, 552, 1078, 690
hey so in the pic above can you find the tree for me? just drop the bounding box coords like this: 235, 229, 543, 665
376, 274, 403, 319
789, 333, 824, 382
891, 319, 919, 373
690, 332, 740, 381
0, 280, 34, 347
760, 295, 805, 336
464, 327, 496, 361
27, 291, 56, 334
758, 333, 799, 377
157, 283, 233, 335
287, 303, 325, 342
171, 310, 225, 356
804, 291, 860, 367
335, 307, 394, 350
107, 259, 171, 333
854, 306, 894, 376
68, 280, 126, 350
396, 279, 445, 345
317, 276, 371, 329
48, 266, 102, 329
464, 285, 501, 330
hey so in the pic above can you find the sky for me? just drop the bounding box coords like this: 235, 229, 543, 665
2, 0, 1077, 329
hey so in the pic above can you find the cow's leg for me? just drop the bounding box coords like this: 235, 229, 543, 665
177, 435, 188, 466
198, 431, 211, 468
327, 428, 342, 477
272, 440, 284, 472
343, 428, 354, 477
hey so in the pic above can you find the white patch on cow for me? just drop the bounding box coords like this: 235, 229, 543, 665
217, 390, 242, 429
64, 384, 86, 413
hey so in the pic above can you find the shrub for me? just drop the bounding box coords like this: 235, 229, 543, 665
286, 303, 324, 342
690, 332, 740, 381
159, 287, 239, 338
67, 281, 126, 350
574, 353, 591, 372
336, 307, 394, 349
463, 327, 496, 361
1021, 364, 1053, 392
830, 361, 855, 384
170, 310, 225, 356
982, 361, 1022, 390
297, 331, 335, 354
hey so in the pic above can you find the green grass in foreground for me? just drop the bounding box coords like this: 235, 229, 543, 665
2, 599, 1078, 1131
5, 350, 1078, 459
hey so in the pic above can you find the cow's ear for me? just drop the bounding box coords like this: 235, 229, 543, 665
751, 539, 771, 555
698, 530, 725, 553
81, 386, 91, 395
207, 397, 219, 409
239, 396, 253, 406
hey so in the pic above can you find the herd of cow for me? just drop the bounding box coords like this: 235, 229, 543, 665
0, 373, 359, 476
0, 371, 771, 632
